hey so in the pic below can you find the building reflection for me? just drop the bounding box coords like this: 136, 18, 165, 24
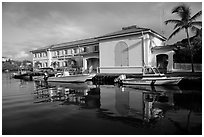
99, 85, 182, 124
33, 81, 194, 125
33, 81, 101, 109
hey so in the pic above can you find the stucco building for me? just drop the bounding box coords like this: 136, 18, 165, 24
30, 25, 174, 74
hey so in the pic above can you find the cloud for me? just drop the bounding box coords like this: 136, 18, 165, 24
15, 51, 29, 59
2, 2, 202, 61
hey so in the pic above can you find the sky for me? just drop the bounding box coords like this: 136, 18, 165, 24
2, 2, 202, 61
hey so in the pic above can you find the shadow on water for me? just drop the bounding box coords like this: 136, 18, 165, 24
31, 80, 202, 135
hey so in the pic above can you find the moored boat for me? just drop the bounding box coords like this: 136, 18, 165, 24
11, 69, 32, 80
115, 66, 183, 86
48, 73, 96, 83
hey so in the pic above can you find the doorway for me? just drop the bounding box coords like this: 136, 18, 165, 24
156, 54, 168, 73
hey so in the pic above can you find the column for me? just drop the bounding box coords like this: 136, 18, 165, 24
47, 49, 52, 67
167, 51, 174, 72
83, 58, 87, 72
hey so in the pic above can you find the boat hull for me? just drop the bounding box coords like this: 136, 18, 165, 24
121, 77, 183, 86
47, 74, 96, 83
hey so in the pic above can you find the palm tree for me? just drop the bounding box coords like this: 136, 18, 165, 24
165, 4, 202, 72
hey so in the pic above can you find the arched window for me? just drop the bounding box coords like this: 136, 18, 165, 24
115, 41, 129, 66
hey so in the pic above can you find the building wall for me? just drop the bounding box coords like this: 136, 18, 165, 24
99, 34, 165, 74
99, 35, 144, 73
31, 32, 167, 73
32, 45, 99, 71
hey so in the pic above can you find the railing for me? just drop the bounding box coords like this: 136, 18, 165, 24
173, 63, 202, 72
99, 66, 143, 74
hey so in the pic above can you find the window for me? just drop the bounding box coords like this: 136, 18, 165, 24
52, 52, 55, 56
94, 46, 99, 52
115, 41, 129, 66
67, 49, 72, 55
64, 50, 68, 55
60, 50, 63, 55
73, 48, 77, 54
83, 47, 87, 52
145, 68, 155, 74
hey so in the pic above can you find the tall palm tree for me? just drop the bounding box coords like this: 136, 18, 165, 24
165, 4, 202, 72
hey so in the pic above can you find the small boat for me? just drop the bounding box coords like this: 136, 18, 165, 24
47, 73, 96, 83
32, 67, 55, 81
11, 69, 32, 80
115, 66, 183, 86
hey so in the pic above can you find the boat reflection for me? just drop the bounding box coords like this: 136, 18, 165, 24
33, 81, 199, 126
33, 81, 100, 108
98, 85, 182, 125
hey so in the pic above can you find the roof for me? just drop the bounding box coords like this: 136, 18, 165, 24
152, 45, 176, 52
30, 45, 53, 53
30, 38, 98, 53
31, 25, 167, 53
51, 38, 98, 50
97, 25, 167, 40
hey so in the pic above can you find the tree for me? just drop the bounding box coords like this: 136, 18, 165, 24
165, 4, 202, 72
172, 28, 202, 63
2, 61, 19, 71
34, 61, 42, 68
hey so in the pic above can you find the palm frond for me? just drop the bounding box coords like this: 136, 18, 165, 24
191, 21, 202, 27
190, 26, 199, 34
190, 11, 202, 21
168, 27, 183, 40
173, 21, 184, 29
172, 4, 191, 21
165, 19, 182, 25
172, 5, 184, 13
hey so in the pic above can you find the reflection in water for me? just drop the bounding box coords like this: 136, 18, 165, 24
33, 81, 101, 109
99, 85, 178, 125
32, 81, 201, 133
3, 72, 201, 135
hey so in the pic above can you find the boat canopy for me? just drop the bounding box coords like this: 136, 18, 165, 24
143, 66, 162, 75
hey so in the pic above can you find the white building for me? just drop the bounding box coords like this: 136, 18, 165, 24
30, 25, 174, 73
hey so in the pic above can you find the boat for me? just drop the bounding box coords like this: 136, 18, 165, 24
32, 67, 56, 81
11, 69, 32, 80
47, 73, 96, 83
114, 66, 183, 86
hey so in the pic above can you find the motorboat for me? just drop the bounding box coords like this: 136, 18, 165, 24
11, 69, 32, 80
47, 73, 96, 83
114, 66, 183, 86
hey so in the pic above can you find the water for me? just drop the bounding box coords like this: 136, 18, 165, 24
2, 73, 202, 135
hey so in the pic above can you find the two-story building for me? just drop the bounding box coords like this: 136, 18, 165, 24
31, 38, 99, 72
30, 25, 174, 73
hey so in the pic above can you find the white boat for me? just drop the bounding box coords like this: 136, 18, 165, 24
115, 66, 183, 86
47, 73, 96, 83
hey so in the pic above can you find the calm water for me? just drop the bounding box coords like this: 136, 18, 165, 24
2, 73, 202, 135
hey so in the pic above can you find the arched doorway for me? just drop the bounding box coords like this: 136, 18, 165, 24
156, 54, 168, 73
115, 41, 129, 66
87, 58, 99, 73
